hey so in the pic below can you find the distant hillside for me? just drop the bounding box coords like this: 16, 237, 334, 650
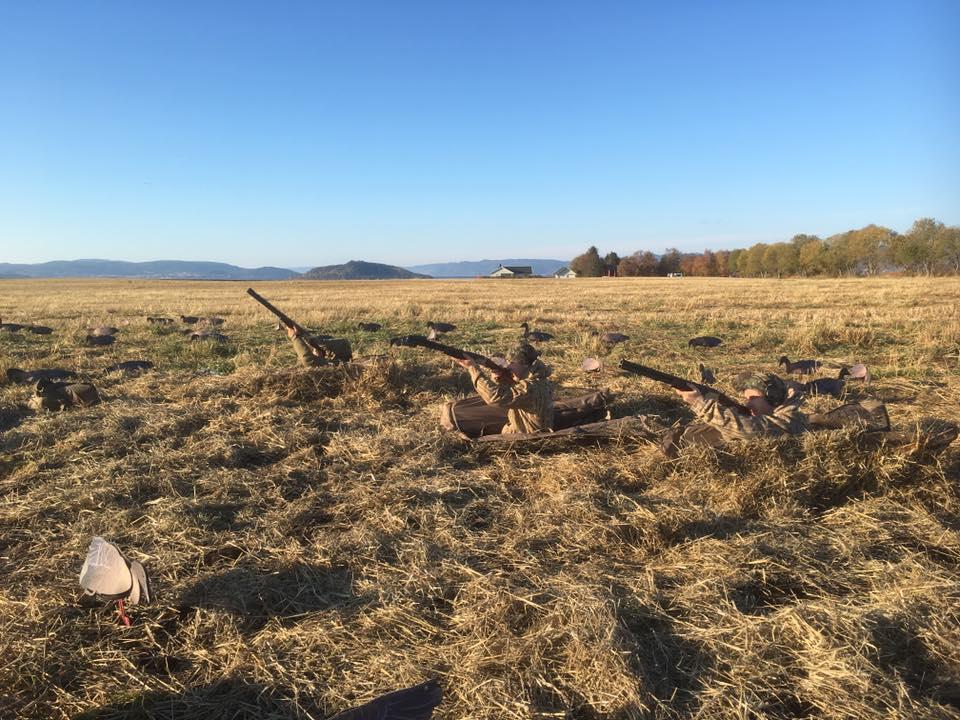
405, 258, 568, 278
300, 260, 430, 280
0, 259, 297, 280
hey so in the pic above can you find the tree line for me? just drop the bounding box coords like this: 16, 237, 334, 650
568, 218, 960, 278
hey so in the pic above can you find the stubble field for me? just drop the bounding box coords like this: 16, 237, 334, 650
1, 277, 959, 720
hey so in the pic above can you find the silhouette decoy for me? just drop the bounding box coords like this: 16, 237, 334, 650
88, 326, 119, 336
358, 322, 382, 332
779, 356, 821, 375
599, 332, 629, 345
581, 357, 602, 372
330, 679, 442, 720
79, 536, 151, 626
180, 315, 200, 325
27, 325, 53, 335
86, 334, 116, 346
106, 360, 154, 374
688, 336, 722, 348
0, 318, 24, 332
6, 367, 77, 384
521, 322, 553, 342
698, 363, 716, 384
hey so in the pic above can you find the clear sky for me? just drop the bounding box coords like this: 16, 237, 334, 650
1, 1, 957, 268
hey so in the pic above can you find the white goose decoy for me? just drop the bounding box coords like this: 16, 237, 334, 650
79, 536, 151, 625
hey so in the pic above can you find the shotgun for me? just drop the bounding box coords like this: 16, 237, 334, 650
619, 359, 751, 414
247, 287, 346, 360
389, 335, 509, 375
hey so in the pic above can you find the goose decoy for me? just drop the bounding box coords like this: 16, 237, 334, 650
106, 360, 154, 374
272, 322, 333, 340
520, 322, 554, 342
6, 367, 77, 384
86, 334, 116, 346
839, 362, 871, 383
688, 336, 722, 348
599, 332, 629, 345
200, 316, 225, 326
190, 331, 228, 343
180, 315, 200, 325
581, 357, 602, 372
79, 536, 150, 626
0, 318, 24, 332
146, 316, 174, 325
88, 326, 119, 336
801, 377, 846, 398
426, 321, 456, 335
358, 322, 382, 332
27, 325, 53, 335
778, 356, 821, 375
698, 363, 716, 384
330, 679, 442, 720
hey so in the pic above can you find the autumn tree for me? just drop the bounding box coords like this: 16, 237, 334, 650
570, 246, 605, 277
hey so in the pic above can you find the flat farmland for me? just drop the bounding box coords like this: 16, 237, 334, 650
1, 277, 959, 719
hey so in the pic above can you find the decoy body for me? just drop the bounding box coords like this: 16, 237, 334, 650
358, 322, 382, 332
521, 322, 553, 342
581, 357, 603, 372
802, 377, 846, 398
779, 356, 821, 375
426, 321, 456, 334
329, 679, 442, 720
0, 318, 24, 332
599, 332, 629, 345
698, 363, 716, 384
688, 336, 722, 348
180, 315, 200, 325
89, 326, 119, 337
839, 362, 871, 383
27, 325, 53, 335
79, 536, 150, 626
190, 331, 228, 343
200, 316, 225, 326
86, 334, 116, 346
107, 360, 154, 374
147, 316, 174, 325
6, 367, 77, 384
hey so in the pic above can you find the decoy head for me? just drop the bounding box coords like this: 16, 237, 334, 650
838, 367, 850, 379
778, 356, 789, 366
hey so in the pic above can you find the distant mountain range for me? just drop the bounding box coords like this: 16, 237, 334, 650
0, 259, 297, 280
405, 258, 569, 277
300, 260, 430, 280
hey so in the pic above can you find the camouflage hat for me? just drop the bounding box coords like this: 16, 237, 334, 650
733, 371, 787, 406
509, 343, 541, 367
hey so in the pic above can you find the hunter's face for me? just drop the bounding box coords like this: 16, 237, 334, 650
743, 389, 773, 416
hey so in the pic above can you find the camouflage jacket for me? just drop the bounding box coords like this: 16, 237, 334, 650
689, 393, 808, 443
468, 360, 555, 434
290, 335, 352, 367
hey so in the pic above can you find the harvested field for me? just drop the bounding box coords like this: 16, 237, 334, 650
1, 276, 959, 719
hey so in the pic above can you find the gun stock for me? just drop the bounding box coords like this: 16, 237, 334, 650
390, 335, 507, 375
619, 359, 751, 414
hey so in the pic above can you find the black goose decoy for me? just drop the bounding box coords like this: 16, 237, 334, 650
106, 360, 154, 374
88, 326, 119, 336
520, 322, 553, 342
688, 336, 722, 348
180, 315, 200, 325
330, 679, 442, 720
801, 377, 846, 398
6, 367, 78, 384
200, 316, 225, 326
86, 334, 116, 346
698, 363, 716, 384
27, 325, 53, 335
426, 321, 456, 334
599, 332, 629, 345
779, 356, 821, 375
79, 536, 151, 626
358, 322, 382, 332
0, 318, 24, 332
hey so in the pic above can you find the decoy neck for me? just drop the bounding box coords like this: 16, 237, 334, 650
778, 356, 789, 366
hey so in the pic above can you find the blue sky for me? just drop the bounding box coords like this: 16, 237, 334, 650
1, 1, 957, 267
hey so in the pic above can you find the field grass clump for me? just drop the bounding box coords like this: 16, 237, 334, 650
1, 277, 959, 719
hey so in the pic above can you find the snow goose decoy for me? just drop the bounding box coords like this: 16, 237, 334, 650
78, 536, 151, 626
581, 357, 603, 372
